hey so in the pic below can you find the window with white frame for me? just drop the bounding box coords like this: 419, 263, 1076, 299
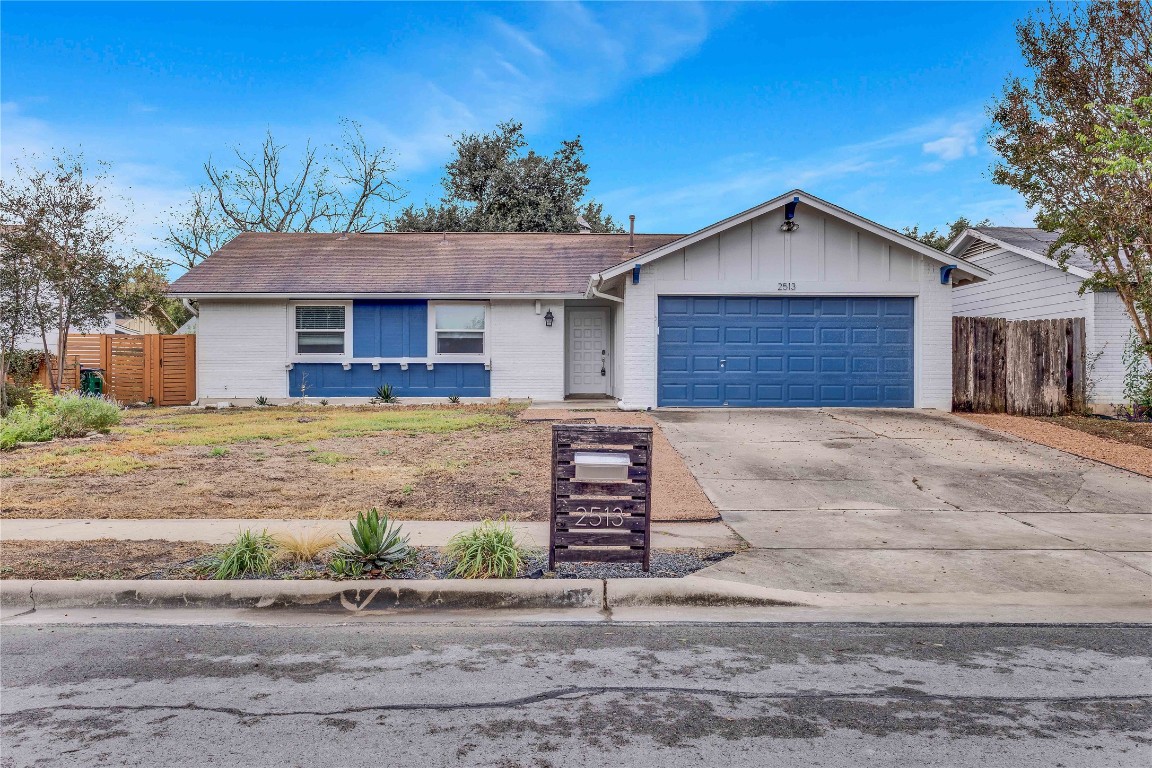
433, 303, 486, 355
295, 305, 347, 354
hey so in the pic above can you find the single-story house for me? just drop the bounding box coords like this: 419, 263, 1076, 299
168, 189, 990, 409
947, 227, 1136, 405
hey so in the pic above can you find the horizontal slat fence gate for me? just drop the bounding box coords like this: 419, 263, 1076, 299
35, 334, 196, 406
953, 316, 1085, 416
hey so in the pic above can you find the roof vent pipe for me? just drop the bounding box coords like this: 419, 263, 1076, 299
628, 215, 636, 253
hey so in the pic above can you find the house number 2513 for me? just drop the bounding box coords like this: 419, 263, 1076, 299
777, 282, 797, 291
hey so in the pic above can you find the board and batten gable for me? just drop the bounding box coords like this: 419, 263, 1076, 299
613, 203, 956, 410
197, 300, 289, 399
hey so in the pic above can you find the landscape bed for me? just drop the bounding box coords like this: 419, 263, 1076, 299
0, 403, 716, 522
0, 539, 734, 581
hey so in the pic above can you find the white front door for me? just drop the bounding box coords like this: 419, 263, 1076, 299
568, 308, 610, 395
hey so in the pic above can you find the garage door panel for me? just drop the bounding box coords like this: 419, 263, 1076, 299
658, 296, 914, 407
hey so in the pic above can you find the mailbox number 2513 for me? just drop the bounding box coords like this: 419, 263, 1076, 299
574, 506, 625, 527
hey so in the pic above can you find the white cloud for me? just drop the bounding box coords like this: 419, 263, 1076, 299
922, 121, 980, 162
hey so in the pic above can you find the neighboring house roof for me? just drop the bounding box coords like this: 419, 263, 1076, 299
168, 232, 684, 298
596, 189, 992, 285
947, 227, 1100, 279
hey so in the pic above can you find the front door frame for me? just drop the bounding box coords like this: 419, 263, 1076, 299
566, 306, 612, 396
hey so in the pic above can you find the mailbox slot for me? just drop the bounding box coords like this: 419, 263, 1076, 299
573, 451, 630, 483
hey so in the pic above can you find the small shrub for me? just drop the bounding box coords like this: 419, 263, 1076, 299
209, 446, 229, 458
332, 508, 410, 575
446, 518, 524, 579
0, 404, 56, 450
319, 399, 329, 406
254, 396, 270, 406
448, 395, 461, 404
50, 392, 121, 437
371, 384, 399, 404
203, 530, 278, 579
274, 527, 339, 562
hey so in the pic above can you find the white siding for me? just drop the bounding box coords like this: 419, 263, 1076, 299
197, 300, 288, 400
617, 204, 955, 410
1088, 291, 1135, 404
953, 248, 1087, 319
953, 247, 1134, 404
489, 300, 565, 400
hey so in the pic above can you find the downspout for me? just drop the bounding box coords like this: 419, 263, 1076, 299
182, 299, 199, 317
589, 275, 624, 303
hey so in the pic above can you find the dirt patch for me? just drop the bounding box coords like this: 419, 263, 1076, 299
1035, 415, 1152, 450
522, 409, 717, 522
956, 413, 1152, 477
1, 404, 715, 522
0, 539, 214, 580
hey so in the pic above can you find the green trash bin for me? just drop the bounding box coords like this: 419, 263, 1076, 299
79, 368, 104, 396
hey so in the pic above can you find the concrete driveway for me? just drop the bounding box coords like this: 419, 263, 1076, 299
656, 409, 1152, 613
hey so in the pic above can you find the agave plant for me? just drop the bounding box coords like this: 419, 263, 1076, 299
334, 508, 410, 574
370, 384, 398, 404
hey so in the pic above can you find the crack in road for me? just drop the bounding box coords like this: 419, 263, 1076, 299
5, 687, 1150, 721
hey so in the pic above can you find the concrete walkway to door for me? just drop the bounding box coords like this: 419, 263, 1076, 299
654, 408, 1152, 621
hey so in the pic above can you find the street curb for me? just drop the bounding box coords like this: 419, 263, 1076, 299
0, 578, 814, 613
607, 577, 806, 608
0, 579, 605, 612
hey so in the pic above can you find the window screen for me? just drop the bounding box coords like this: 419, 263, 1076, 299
435, 304, 485, 354
295, 305, 346, 354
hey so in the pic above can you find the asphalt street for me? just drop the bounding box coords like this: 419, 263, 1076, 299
2, 620, 1150, 767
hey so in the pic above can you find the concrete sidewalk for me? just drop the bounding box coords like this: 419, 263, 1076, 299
0, 518, 744, 550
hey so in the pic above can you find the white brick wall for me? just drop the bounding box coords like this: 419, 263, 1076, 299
1088, 291, 1135, 404
617, 277, 658, 410
489, 300, 565, 400
917, 257, 953, 410
198, 300, 289, 400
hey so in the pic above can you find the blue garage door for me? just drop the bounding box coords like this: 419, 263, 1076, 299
658, 296, 914, 407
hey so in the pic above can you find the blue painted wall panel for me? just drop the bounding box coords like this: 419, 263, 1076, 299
289, 363, 489, 398
658, 296, 914, 407
352, 300, 427, 358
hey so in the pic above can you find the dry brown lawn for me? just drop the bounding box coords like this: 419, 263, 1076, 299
0, 539, 213, 580
1, 403, 716, 522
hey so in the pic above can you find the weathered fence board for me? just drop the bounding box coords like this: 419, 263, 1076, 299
953, 316, 1085, 416
34, 334, 196, 406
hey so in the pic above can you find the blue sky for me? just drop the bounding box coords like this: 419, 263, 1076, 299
2, 1, 1042, 268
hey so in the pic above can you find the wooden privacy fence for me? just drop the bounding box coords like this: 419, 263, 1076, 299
39, 334, 196, 406
953, 316, 1086, 416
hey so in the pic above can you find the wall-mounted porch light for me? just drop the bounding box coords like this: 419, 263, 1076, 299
544, 310, 555, 327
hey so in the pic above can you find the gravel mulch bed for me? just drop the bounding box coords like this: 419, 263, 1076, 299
956, 413, 1152, 477
1, 540, 734, 580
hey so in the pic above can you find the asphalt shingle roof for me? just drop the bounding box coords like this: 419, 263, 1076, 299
973, 227, 1097, 272
168, 231, 684, 296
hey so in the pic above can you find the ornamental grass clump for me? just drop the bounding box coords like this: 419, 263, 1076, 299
204, 529, 278, 579
330, 508, 410, 577
446, 518, 524, 579
274, 527, 339, 562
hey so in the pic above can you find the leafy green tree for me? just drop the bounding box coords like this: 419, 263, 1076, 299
394, 121, 622, 233
0, 152, 157, 392
902, 216, 993, 252
988, 0, 1152, 372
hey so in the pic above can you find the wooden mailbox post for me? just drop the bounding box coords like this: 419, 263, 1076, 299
550, 424, 653, 572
